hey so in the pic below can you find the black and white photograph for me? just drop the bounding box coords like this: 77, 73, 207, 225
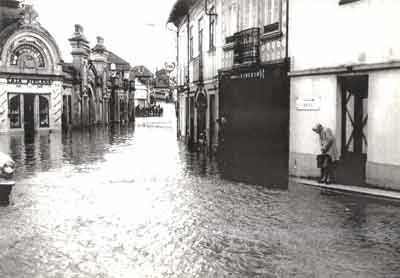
0, 0, 400, 277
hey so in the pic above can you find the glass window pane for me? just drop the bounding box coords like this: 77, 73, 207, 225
39, 96, 49, 128
9, 95, 21, 128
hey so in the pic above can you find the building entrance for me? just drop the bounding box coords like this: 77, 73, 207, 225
24, 94, 35, 136
218, 63, 289, 187
196, 90, 207, 146
337, 75, 369, 185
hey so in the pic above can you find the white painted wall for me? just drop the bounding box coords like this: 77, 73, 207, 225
179, 94, 186, 138
290, 75, 338, 155
289, 0, 400, 71
368, 69, 400, 166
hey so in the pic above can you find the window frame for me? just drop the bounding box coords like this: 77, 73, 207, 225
39, 95, 50, 128
189, 26, 194, 60
8, 94, 21, 129
261, 0, 283, 40
209, 13, 216, 51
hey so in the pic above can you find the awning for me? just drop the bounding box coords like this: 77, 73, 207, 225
167, 0, 197, 26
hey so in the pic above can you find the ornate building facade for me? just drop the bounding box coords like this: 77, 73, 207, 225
0, 1, 134, 134
0, 2, 64, 134
65, 26, 134, 129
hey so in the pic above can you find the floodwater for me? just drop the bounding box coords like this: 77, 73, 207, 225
0, 103, 400, 278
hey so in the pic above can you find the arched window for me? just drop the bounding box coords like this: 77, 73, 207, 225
9, 95, 21, 128
39, 96, 49, 128
10, 44, 46, 68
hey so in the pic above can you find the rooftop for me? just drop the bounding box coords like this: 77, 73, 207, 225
107, 50, 131, 72
167, 0, 197, 26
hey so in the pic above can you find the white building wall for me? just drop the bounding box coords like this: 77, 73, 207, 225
368, 70, 400, 166
289, 75, 338, 177
179, 94, 186, 138
290, 0, 400, 72
289, 0, 400, 188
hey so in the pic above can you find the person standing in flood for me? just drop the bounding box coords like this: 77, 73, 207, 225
312, 123, 338, 184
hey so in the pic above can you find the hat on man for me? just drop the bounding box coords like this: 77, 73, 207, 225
312, 123, 323, 133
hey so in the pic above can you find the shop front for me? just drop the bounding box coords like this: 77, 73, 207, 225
0, 77, 63, 135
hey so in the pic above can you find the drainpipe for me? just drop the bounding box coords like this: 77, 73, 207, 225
186, 14, 190, 90
205, 0, 218, 151
186, 14, 191, 144
286, 0, 289, 61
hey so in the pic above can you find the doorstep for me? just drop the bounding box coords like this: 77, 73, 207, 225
291, 177, 400, 201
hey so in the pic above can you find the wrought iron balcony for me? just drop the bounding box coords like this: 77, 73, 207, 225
233, 27, 260, 65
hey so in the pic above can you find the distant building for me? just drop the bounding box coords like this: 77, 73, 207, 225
153, 69, 171, 101
134, 78, 150, 108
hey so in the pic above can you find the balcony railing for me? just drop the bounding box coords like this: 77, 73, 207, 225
233, 27, 260, 65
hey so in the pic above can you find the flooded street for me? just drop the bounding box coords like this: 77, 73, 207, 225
0, 104, 399, 278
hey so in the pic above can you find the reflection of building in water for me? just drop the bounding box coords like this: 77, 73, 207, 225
0, 1, 135, 135
0, 124, 134, 179
0, 132, 63, 178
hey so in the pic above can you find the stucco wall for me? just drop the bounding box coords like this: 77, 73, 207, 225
289, 0, 400, 71
289, 75, 338, 177
368, 69, 400, 166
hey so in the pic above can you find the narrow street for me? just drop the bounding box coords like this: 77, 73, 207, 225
0, 103, 399, 278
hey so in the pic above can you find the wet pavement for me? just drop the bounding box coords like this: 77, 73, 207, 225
0, 103, 400, 278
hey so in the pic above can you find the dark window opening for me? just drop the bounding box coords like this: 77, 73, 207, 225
9, 95, 21, 128
189, 26, 194, 60
39, 96, 49, 128
339, 0, 360, 5
209, 15, 216, 50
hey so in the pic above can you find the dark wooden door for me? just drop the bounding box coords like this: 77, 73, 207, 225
24, 94, 35, 137
218, 65, 289, 187
337, 76, 368, 185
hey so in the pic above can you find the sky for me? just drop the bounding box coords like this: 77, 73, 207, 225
26, 0, 177, 72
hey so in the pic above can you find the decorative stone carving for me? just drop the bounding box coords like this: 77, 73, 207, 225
19, 4, 39, 26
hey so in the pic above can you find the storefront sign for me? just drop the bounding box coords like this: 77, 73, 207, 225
6, 78, 53, 86
296, 96, 321, 111
231, 69, 265, 80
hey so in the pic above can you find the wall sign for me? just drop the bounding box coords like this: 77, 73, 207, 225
296, 96, 321, 111
6, 78, 53, 86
